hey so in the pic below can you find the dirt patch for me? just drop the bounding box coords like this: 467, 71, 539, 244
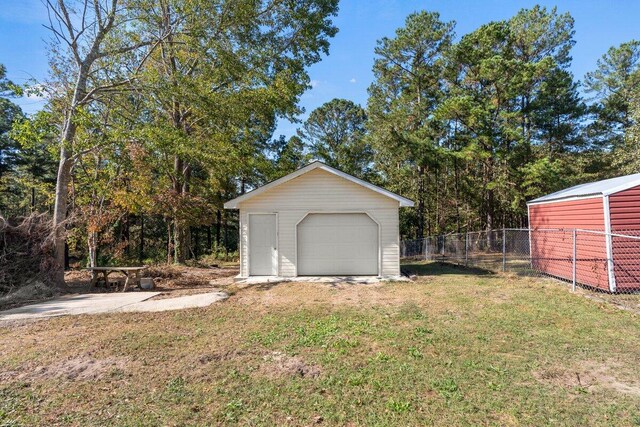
533, 361, 640, 396
260, 351, 322, 378
146, 265, 238, 299
232, 281, 426, 310
198, 349, 248, 364
62, 265, 238, 301
0, 354, 129, 382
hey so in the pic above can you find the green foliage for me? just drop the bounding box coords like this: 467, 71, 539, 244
368, 11, 455, 236
5, 3, 640, 265
585, 40, 640, 173
519, 157, 567, 200
0, 69, 57, 217
0, 64, 24, 179
622, 99, 640, 173
299, 98, 373, 178
266, 135, 307, 180
368, 6, 590, 236
122, 0, 339, 262
20, 0, 340, 266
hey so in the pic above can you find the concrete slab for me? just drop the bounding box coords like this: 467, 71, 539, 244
117, 292, 228, 313
0, 292, 160, 322
236, 276, 409, 285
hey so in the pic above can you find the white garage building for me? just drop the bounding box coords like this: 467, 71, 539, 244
224, 161, 413, 278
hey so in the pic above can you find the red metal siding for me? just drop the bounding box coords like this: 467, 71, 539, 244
528, 197, 605, 229
529, 197, 609, 290
609, 185, 640, 291
609, 185, 640, 231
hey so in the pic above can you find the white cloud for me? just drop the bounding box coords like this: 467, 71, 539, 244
310, 79, 320, 88
349, 78, 356, 84
20, 83, 47, 101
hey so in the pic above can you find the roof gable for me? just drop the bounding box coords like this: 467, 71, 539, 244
224, 161, 414, 208
528, 173, 640, 204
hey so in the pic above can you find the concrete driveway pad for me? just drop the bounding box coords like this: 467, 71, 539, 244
0, 293, 160, 321
117, 292, 228, 313
0, 291, 227, 322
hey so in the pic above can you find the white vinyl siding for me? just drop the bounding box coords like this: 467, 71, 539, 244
238, 168, 401, 277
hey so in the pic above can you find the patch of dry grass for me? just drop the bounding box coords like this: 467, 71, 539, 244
0, 262, 639, 426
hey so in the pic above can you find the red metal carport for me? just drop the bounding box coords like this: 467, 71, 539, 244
527, 173, 640, 292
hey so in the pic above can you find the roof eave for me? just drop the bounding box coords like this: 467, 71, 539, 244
526, 193, 603, 205
528, 173, 640, 205
603, 177, 640, 196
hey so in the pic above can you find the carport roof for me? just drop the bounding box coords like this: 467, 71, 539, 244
224, 161, 415, 208
528, 173, 640, 204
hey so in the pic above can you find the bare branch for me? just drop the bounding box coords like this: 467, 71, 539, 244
96, 39, 154, 59
78, 78, 132, 105
55, 0, 77, 41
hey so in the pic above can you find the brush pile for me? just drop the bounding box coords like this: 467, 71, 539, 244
0, 213, 57, 307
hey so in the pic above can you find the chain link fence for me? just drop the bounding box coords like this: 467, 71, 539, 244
401, 228, 640, 297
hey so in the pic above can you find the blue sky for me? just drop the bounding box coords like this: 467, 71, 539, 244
2, 0, 639, 138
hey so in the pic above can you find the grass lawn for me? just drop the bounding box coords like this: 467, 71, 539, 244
1, 262, 639, 426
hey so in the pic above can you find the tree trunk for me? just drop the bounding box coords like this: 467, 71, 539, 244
52, 62, 90, 286
123, 213, 130, 256
171, 156, 185, 263
434, 163, 440, 235
454, 156, 461, 233
206, 225, 212, 254
416, 165, 426, 239
88, 231, 98, 268
167, 220, 173, 264
486, 189, 495, 249
174, 220, 185, 263
52, 146, 74, 284
215, 209, 222, 248
223, 211, 229, 259
193, 227, 199, 259
64, 242, 70, 270
171, 154, 192, 263
139, 215, 144, 263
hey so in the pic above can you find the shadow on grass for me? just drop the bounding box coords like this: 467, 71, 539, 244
401, 261, 494, 277
252, 281, 289, 292
247, 278, 382, 292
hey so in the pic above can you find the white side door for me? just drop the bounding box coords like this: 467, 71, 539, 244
249, 214, 277, 276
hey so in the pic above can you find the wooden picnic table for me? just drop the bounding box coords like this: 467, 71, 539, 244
85, 266, 147, 292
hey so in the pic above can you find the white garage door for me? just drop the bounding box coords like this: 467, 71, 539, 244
297, 213, 378, 276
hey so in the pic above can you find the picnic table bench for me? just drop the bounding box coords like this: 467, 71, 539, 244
85, 266, 147, 292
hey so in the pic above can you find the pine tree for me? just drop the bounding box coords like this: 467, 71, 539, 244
367, 11, 455, 237
299, 98, 372, 178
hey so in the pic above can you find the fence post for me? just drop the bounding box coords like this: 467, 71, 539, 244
502, 228, 506, 272
572, 229, 577, 292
